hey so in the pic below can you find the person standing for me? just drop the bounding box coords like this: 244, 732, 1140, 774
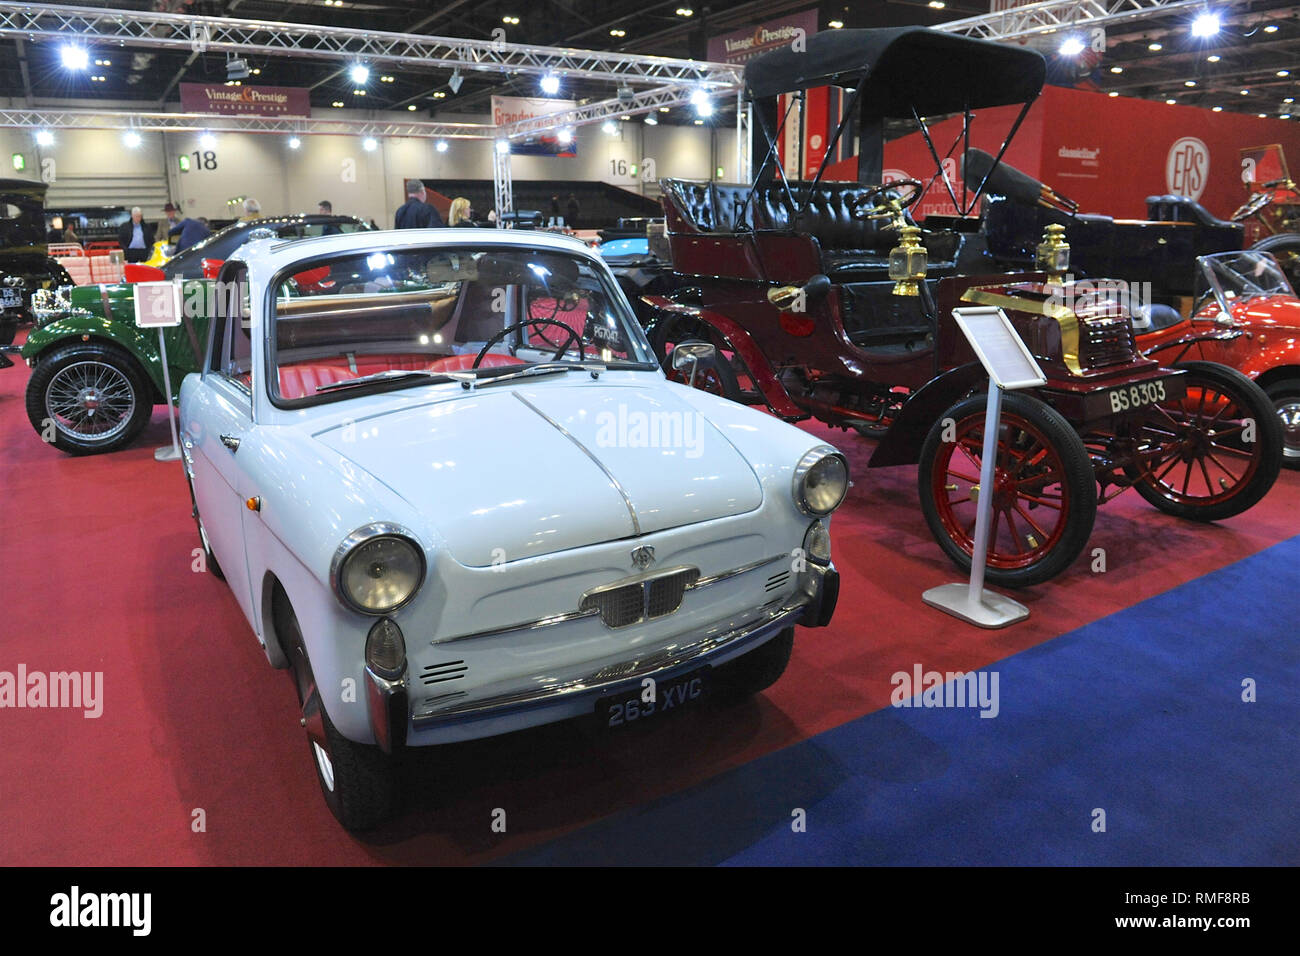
394, 179, 443, 229
448, 197, 475, 227
318, 200, 342, 235
117, 207, 156, 263
565, 193, 580, 229
162, 201, 181, 237
241, 198, 261, 221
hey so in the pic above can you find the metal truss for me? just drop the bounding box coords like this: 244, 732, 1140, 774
0, 107, 492, 139
0, 1, 741, 89
498, 84, 701, 139
935, 0, 1207, 40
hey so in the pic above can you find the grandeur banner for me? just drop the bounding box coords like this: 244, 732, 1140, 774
180, 82, 311, 117
491, 95, 579, 156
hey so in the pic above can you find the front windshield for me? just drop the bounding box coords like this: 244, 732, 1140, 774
1195, 251, 1294, 317
269, 244, 657, 404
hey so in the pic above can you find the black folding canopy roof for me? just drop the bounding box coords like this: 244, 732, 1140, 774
743, 26, 1047, 117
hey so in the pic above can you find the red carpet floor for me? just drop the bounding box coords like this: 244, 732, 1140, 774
1, 343, 1296, 865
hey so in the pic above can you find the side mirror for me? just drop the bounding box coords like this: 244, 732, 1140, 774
671, 340, 716, 388
123, 263, 166, 284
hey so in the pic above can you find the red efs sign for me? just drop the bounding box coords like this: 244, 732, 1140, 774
1166, 137, 1210, 201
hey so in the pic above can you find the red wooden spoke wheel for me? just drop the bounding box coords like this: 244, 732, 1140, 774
919, 392, 1098, 588
1123, 361, 1282, 521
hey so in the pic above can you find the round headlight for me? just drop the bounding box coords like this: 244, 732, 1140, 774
332, 525, 425, 614
793, 447, 849, 516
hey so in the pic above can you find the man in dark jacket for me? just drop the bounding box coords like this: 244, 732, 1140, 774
394, 179, 444, 229
167, 215, 211, 252
117, 207, 156, 263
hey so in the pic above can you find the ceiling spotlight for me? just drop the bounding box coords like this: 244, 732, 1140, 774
123, 131, 142, 148
1185, 80, 1197, 86
644, 115, 658, 125
1259, 112, 1268, 117
226, 56, 250, 80
609, 28, 626, 38
435, 140, 449, 152
1059, 36, 1085, 56
617, 84, 634, 103
1286, 97, 1296, 103
828, 20, 844, 29
363, 137, 377, 151
928, 1, 945, 8
199, 132, 216, 149
60, 45, 89, 71
353, 89, 366, 96
1283, 113, 1293, 120
288, 136, 301, 149
407, 104, 417, 111
1165, 98, 1177, 104
448, 70, 463, 94
1211, 106, 1222, 112
540, 74, 560, 95
35, 130, 54, 147
1207, 54, 1220, 62
1264, 24, 1278, 33
1110, 66, 1123, 73
495, 140, 510, 154
331, 101, 344, 107
557, 127, 574, 144
693, 118, 703, 125
432, 91, 447, 99
1191, 12, 1220, 38
659, 106, 669, 112
380, 75, 394, 83
1108, 91, 1119, 97
1240, 89, 1249, 95
601, 120, 618, 135
675, 7, 694, 16
251, 68, 261, 75
502, 15, 519, 25
1148, 42, 1163, 51
1278, 70, 1291, 77
349, 63, 370, 85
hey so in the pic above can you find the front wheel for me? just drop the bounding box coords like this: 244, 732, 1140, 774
919, 392, 1098, 588
274, 588, 397, 831
1264, 377, 1300, 470
25, 342, 153, 455
1124, 361, 1283, 519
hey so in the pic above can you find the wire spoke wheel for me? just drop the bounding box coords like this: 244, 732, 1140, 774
919, 392, 1097, 588
26, 343, 152, 455
1124, 361, 1282, 521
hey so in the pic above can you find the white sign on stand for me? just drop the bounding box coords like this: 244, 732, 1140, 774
922, 306, 1047, 629
132, 280, 184, 463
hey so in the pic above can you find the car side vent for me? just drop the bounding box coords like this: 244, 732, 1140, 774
765, 570, 791, 593
421, 660, 468, 686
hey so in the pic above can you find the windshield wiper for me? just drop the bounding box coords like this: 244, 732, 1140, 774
314, 368, 469, 394
471, 361, 607, 389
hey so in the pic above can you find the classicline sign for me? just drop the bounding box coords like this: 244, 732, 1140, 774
180, 82, 311, 117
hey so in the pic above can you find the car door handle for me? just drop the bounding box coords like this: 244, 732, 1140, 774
219, 434, 241, 453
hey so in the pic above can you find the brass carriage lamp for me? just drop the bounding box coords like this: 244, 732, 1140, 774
1036, 223, 1070, 284
888, 223, 928, 297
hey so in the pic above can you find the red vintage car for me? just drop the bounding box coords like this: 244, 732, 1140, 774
642, 26, 1283, 588
1135, 250, 1300, 468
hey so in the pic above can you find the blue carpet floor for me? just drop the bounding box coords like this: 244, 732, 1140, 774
500, 537, 1300, 865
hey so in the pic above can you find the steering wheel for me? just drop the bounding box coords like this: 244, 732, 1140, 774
472, 318, 582, 368
1231, 190, 1274, 222
848, 179, 925, 222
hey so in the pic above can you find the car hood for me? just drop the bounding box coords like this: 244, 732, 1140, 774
312, 381, 763, 567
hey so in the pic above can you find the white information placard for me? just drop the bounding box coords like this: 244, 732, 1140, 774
951, 306, 1046, 391
133, 280, 182, 328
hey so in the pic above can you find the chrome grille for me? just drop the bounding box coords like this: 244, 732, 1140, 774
1081, 315, 1136, 369
580, 567, 701, 629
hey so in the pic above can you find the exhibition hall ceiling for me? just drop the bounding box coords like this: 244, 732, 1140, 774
0, 0, 1295, 120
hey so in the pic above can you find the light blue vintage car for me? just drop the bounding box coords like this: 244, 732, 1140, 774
178, 228, 846, 830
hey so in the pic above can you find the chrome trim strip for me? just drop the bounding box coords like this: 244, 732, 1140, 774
691, 553, 785, 588
413, 597, 803, 727
514, 391, 642, 535
433, 554, 787, 644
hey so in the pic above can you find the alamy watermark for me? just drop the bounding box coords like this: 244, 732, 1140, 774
0, 664, 102, 718
1044, 275, 1153, 319
890, 663, 999, 718
595, 403, 706, 459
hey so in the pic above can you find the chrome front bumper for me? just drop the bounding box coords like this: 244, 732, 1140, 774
364, 560, 838, 749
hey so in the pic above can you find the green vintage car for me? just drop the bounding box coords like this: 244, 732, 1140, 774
21, 213, 369, 454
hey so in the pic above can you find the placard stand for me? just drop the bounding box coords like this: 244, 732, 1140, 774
154, 329, 182, 462
133, 279, 184, 463
922, 307, 1047, 629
